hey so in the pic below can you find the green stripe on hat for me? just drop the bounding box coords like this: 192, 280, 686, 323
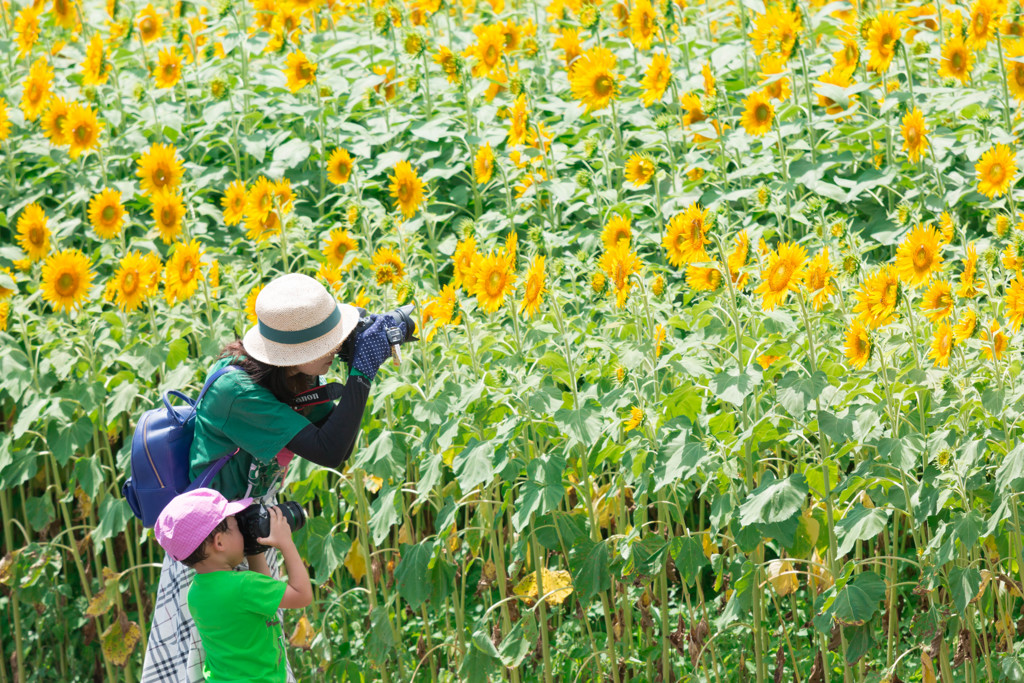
258, 306, 341, 345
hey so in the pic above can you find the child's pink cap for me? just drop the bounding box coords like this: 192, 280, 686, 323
154, 488, 253, 562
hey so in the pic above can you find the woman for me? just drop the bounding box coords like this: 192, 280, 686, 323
141, 273, 404, 682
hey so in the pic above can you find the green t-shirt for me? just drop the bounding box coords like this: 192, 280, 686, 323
189, 358, 331, 499
188, 570, 288, 683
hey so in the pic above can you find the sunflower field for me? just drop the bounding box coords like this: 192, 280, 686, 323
10, 0, 1024, 679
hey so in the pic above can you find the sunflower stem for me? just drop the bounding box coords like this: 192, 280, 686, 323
315, 82, 327, 215
900, 41, 916, 106
997, 31, 1013, 132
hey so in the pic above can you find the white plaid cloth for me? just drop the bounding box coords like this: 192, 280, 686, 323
140, 549, 296, 682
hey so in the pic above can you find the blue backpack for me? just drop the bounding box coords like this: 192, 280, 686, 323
123, 366, 240, 527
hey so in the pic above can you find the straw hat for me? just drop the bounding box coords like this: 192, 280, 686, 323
242, 273, 360, 367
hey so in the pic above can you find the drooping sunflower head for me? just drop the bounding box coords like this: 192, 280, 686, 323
601, 215, 632, 248
976, 143, 1017, 198
686, 263, 723, 291
895, 223, 944, 287
624, 153, 656, 187
137, 142, 184, 197
844, 319, 872, 369
221, 179, 247, 227
327, 148, 355, 185
41, 248, 94, 313
83, 34, 109, 86
88, 188, 125, 239
16, 202, 50, 261
741, 90, 775, 136
640, 52, 672, 107
953, 308, 978, 343
389, 160, 425, 218
754, 241, 809, 310
624, 406, 644, 431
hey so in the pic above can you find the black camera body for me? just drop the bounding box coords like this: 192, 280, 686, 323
235, 501, 306, 555
337, 303, 418, 366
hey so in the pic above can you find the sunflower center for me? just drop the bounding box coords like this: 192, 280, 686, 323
526, 278, 540, 299
28, 84, 41, 103
882, 282, 898, 306
989, 163, 1005, 182
164, 63, 176, 77
54, 114, 67, 133
182, 260, 195, 282
952, 51, 965, 70
484, 45, 499, 66
161, 207, 176, 226
768, 262, 792, 291
101, 206, 116, 222
56, 271, 77, 296
29, 226, 45, 246
398, 181, 412, 203
487, 271, 503, 294
755, 103, 771, 123
155, 167, 168, 185
298, 64, 312, 81
594, 74, 614, 97
141, 18, 154, 34
122, 272, 138, 295
907, 127, 919, 145
74, 124, 89, 144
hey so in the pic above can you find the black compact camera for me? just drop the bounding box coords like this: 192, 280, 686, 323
337, 304, 418, 366
235, 501, 306, 555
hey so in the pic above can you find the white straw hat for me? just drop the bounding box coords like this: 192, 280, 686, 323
242, 273, 360, 367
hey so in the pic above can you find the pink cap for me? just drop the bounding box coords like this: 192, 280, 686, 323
154, 488, 253, 562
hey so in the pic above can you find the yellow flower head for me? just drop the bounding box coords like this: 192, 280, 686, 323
602, 215, 632, 248
1005, 39, 1024, 100
844, 318, 872, 369
664, 203, 711, 267
939, 36, 974, 83
221, 180, 247, 226
0, 99, 11, 142
285, 50, 317, 93
42, 248, 94, 313
63, 102, 103, 160
472, 249, 517, 313
434, 45, 460, 83
569, 47, 620, 113
640, 53, 672, 107
817, 66, 858, 116
83, 34, 110, 86
16, 203, 50, 262
41, 96, 71, 147
244, 207, 282, 243
976, 143, 1017, 198
929, 322, 954, 367
954, 308, 977, 343
624, 153, 656, 188
465, 24, 505, 77
328, 148, 355, 185
624, 406, 644, 431
804, 249, 836, 310
165, 239, 204, 304
389, 160, 425, 218
981, 320, 1008, 360
754, 241, 808, 310
88, 188, 125, 239
1007, 272, 1024, 332
152, 191, 187, 244
967, 0, 999, 48
554, 28, 582, 67
373, 246, 406, 286
759, 54, 791, 101
110, 251, 154, 312
154, 47, 182, 88
599, 241, 642, 308
920, 279, 955, 322
520, 255, 546, 318
957, 243, 982, 298
687, 263, 723, 291
853, 266, 901, 328
14, 5, 42, 58
866, 12, 902, 73
246, 176, 276, 219
741, 90, 775, 136
20, 57, 54, 122
137, 143, 184, 197
728, 230, 750, 287
137, 3, 163, 43
508, 94, 530, 147
901, 107, 928, 163
474, 143, 495, 185
453, 236, 480, 292
245, 285, 264, 325
629, 0, 657, 50
323, 227, 358, 271
421, 284, 458, 341
895, 223, 944, 287
750, 4, 802, 61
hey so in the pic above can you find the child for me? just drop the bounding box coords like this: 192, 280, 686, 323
154, 488, 313, 683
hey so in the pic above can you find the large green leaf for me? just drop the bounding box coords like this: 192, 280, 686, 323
569, 537, 611, 604
453, 439, 495, 494
831, 572, 887, 625
394, 540, 435, 610
652, 434, 705, 492
368, 485, 401, 546
948, 566, 982, 615
835, 504, 890, 556
777, 370, 829, 418
48, 417, 95, 466
738, 472, 808, 526
671, 535, 710, 587
512, 453, 565, 532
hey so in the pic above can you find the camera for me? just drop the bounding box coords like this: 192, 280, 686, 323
235, 501, 306, 555
337, 304, 418, 366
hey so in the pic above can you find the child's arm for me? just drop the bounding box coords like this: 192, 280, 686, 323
246, 552, 272, 577
256, 506, 313, 609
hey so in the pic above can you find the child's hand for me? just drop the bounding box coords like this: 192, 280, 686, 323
255, 506, 295, 550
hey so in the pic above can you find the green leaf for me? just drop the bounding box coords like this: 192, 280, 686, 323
453, 440, 495, 494
653, 435, 705, 493
48, 417, 95, 466
73, 457, 104, 500
394, 540, 435, 610
628, 534, 667, 575
459, 631, 499, 683
553, 400, 603, 448
835, 504, 890, 556
948, 566, 982, 615
876, 436, 923, 471
351, 430, 406, 481
269, 138, 312, 175
844, 624, 873, 665
94, 497, 134, 548
512, 453, 565, 533
368, 485, 401, 546
106, 382, 139, 421
831, 572, 887, 625
737, 472, 808, 527
777, 370, 829, 418
711, 368, 760, 407
166, 338, 190, 370
25, 495, 55, 532
366, 606, 395, 664
534, 511, 587, 551
498, 619, 537, 668
569, 537, 611, 605
294, 517, 350, 582
671, 536, 710, 587
996, 444, 1024, 493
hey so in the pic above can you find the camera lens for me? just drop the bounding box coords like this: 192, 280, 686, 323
277, 501, 306, 533
235, 501, 307, 555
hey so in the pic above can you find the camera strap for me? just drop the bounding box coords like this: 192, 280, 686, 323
289, 382, 345, 409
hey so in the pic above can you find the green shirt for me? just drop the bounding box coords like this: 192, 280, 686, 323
189, 358, 331, 499
188, 570, 288, 683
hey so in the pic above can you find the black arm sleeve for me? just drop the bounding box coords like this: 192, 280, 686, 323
286, 374, 371, 467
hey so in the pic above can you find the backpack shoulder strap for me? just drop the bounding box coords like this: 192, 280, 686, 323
185, 449, 240, 492
196, 365, 239, 403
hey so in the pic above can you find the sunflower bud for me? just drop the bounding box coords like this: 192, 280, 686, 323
550, 258, 565, 277
805, 196, 823, 213
522, 37, 539, 57
575, 248, 589, 262
133, 82, 146, 100
496, 365, 509, 383
346, 204, 360, 226
756, 183, 770, 209
82, 86, 98, 103
319, 85, 332, 98
830, 220, 846, 238
977, 108, 993, 123
456, 217, 475, 239
209, 77, 228, 99
583, 137, 599, 159
579, 4, 599, 28
591, 270, 607, 293
406, 74, 420, 92
614, 364, 626, 384
895, 200, 912, 226
381, 214, 397, 232
937, 447, 953, 468
653, 113, 675, 131
983, 248, 999, 268
509, 76, 525, 95
373, 9, 390, 34
575, 170, 592, 189
842, 254, 859, 275
396, 283, 412, 304
652, 274, 665, 297
912, 40, 928, 55
404, 31, 425, 56
214, 0, 232, 15
994, 214, 1012, 238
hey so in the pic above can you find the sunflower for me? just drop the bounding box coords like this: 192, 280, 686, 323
421, 284, 458, 341
853, 266, 901, 328
453, 237, 480, 292
284, 50, 317, 93
110, 251, 153, 312
1004, 238, 1024, 271
591, 270, 607, 294
901, 107, 928, 162
16, 203, 50, 261
640, 53, 671, 107
371, 65, 397, 102
554, 28, 582, 67
245, 285, 263, 325
246, 176, 276, 219
629, 0, 657, 50
981, 320, 1009, 360
663, 204, 711, 267
82, 34, 109, 86
624, 154, 656, 188
759, 54, 791, 101
52, 0, 77, 29
434, 45, 460, 83
88, 188, 125, 239
624, 406, 644, 431
954, 308, 977, 342
939, 36, 973, 83
957, 243, 982, 297
817, 66, 858, 116
504, 230, 518, 262
0, 267, 15, 299
1007, 273, 1024, 331
750, 5, 802, 61
154, 47, 182, 88
63, 103, 103, 160
741, 91, 775, 136
680, 92, 706, 127
389, 160, 425, 218
728, 230, 750, 287
466, 24, 505, 77
14, 5, 41, 58
322, 227, 358, 271
273, 178, 294, 214
754, 241, 808, 310
520, 255, 546, 318
508, 94, 530, 147
866, 12, 902, 73
165, 239, 204, 304
1006, 39, 1024, 100
599, 241, 642, 308
137, 143, 184, 197
597, 215, 630, 249
920, 279, 955, 322
844, 319, 872, 369
939, 211, 956, 243
472, 249, 516, 313
207, 260, 220, 289
569, 47, 620, 113
976, 143, 1017, 198
41, 97, 71, 146
152, 191, 186, 243
473, 143, 495, 185
221, 180, 247, 226
895, 223, 943, 287
833, 38, 860, 73
20, 57, 54, 122
327, 148, 354, 185
929, 323, 954, 367
137, 3, 163, 43
373, 246, 406, 286
244, 207, 282, 243
804, 249, 836, 310
41, 249, 93, 313
686, 263, 723, 291
0, 99, 10, 141
967, 0, 999, 48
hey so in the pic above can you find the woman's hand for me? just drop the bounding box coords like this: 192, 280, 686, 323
352, 315, 406, 380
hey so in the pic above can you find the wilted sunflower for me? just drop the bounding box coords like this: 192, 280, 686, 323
640, 53, 671, 107
474, 143, 495, 184
41, 96, 71, 146
853, 266, 901, 328
165, 239, 204, 304
137, 3, 163, 43
920, 279, 955, 322
601, 215, 632, 248
624, 153, 656, 187
453, 236, 480, 292
741, 91, 774, 136
929, 323, 954, 367
389, 160, 425, 218
88, 188, 125, 239
939, 36, 973, 83
895, 223, 943, 287
16, 203, 50, 261
804, 249, 836, 310
154, 47, 182, 88
954, 308, 977, 342
82, 34, 109, 86
686, 263, 723, 291
472, 250, 516, 313
285, 50, 317, 93
844, 319, 872, 369
900, 107, 928, 162
327, 148, 354, 185
41, 248, 93, 313
110, 251, 153, 312
629, 0, 657, 50
520, 255, 546, 318
755, 241, 808, 310
137, 142, 184, 197
152, 191, 186, 244
322, 227, 358, 271
20, 57, 54, 121
866, 12, 902, 73
976, 143, 1017, 198
569, 47, 620, 113
373, 246, 406, 286
957, 243, 982, 297
663, 203, 711, 267
63, 102, 103, 159
599, 241, 642, 308
221, 180, 247, 226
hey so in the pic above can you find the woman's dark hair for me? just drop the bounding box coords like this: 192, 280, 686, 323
181, 518, 230, 567
219, 340, 315, 403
